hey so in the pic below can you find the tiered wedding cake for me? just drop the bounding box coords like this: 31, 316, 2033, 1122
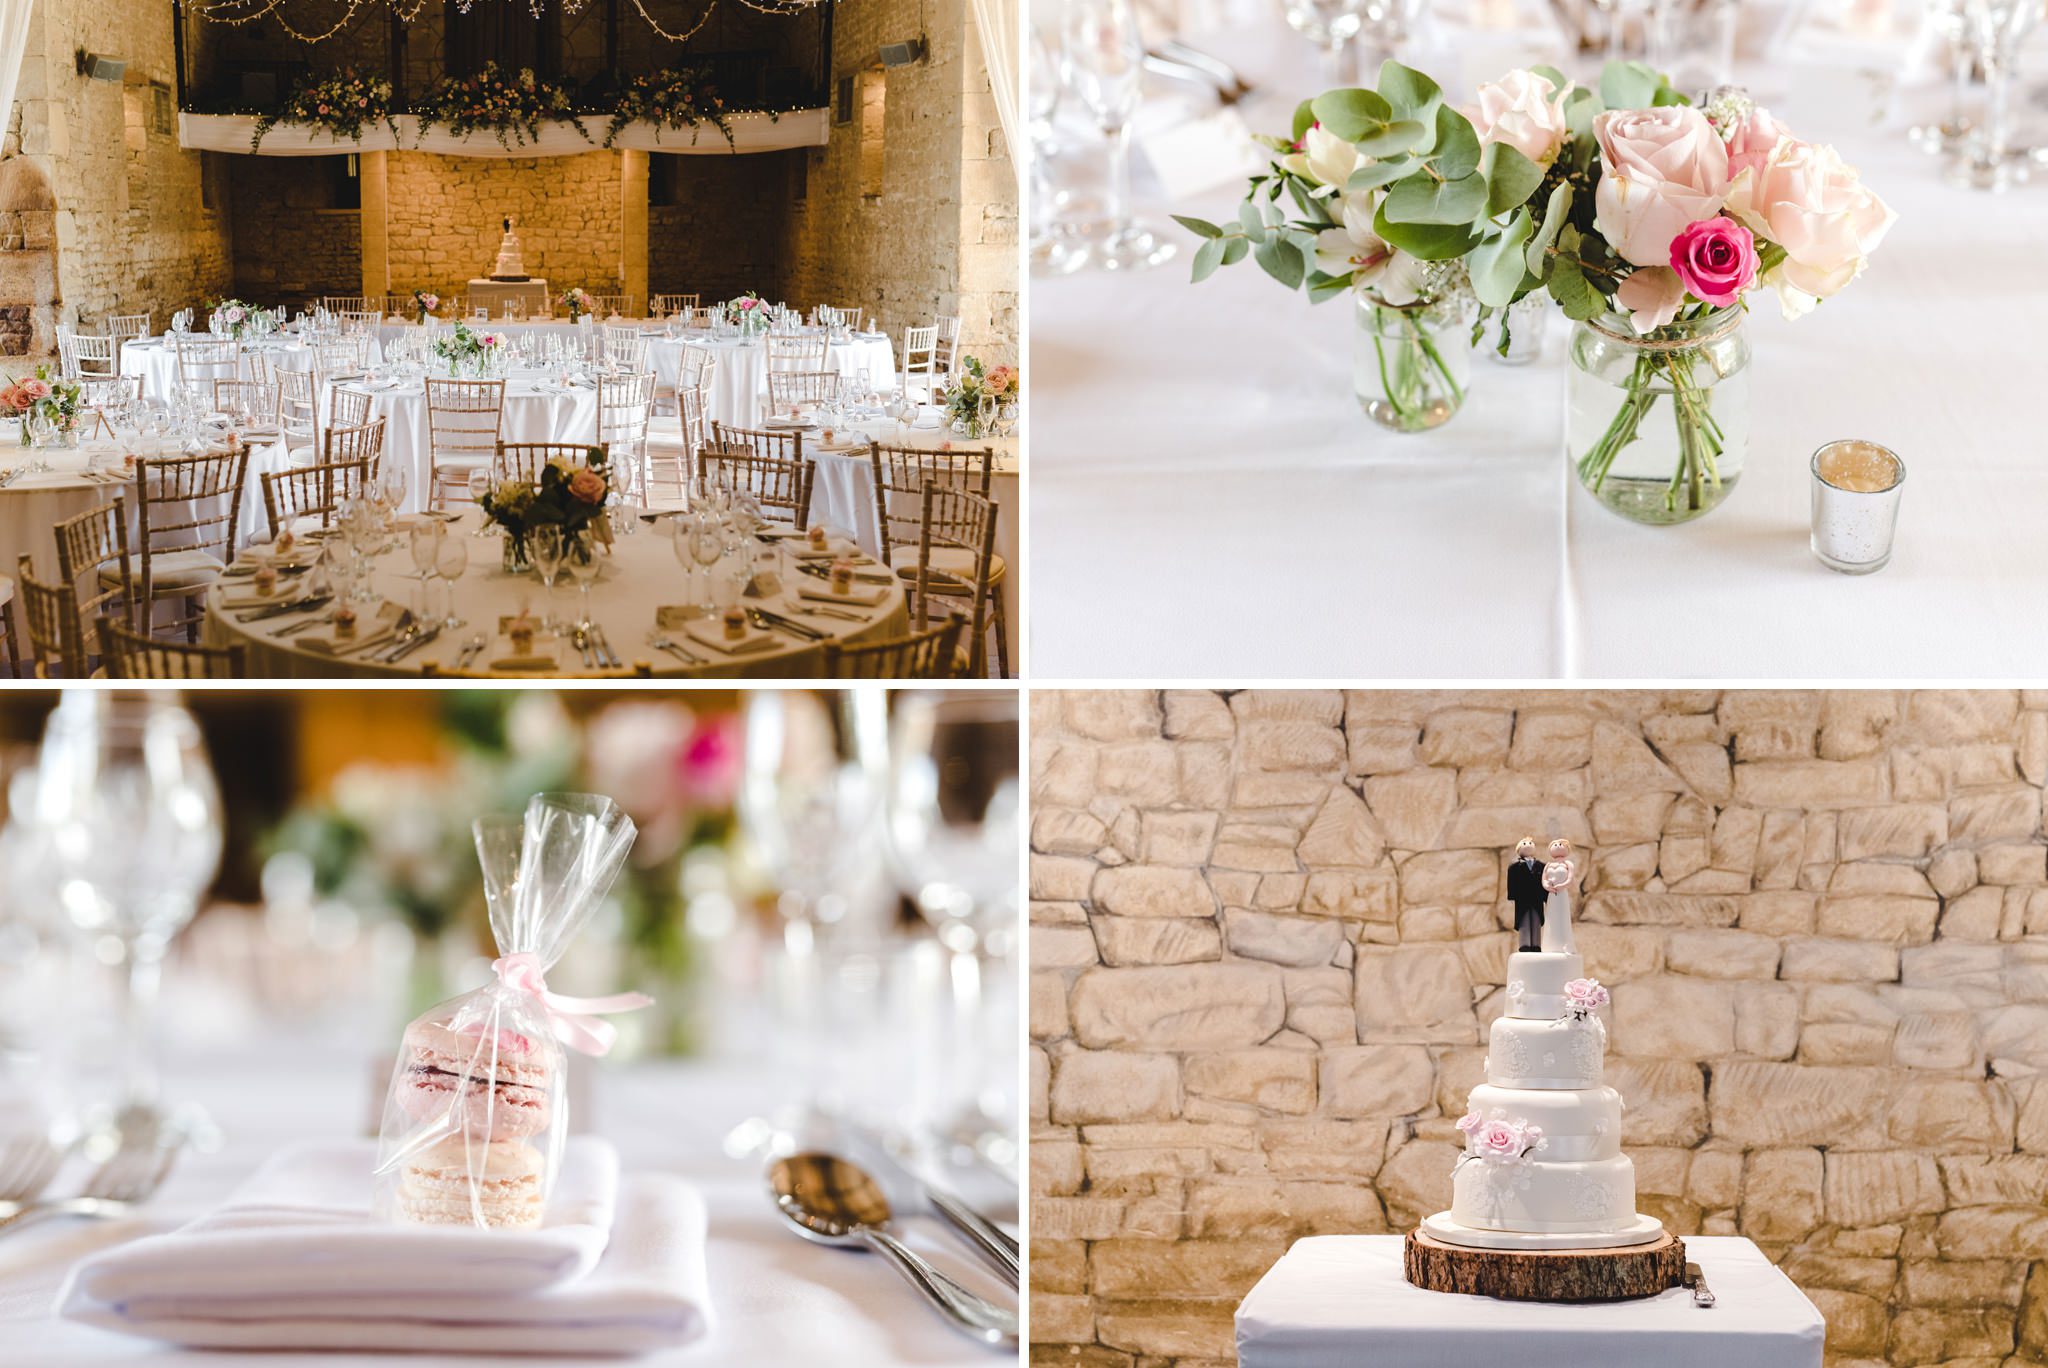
490, 216, 530, 281
1420, 840, 1664, 1252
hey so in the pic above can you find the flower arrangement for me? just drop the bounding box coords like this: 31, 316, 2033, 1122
416, 62, 586, 151
208, 297, 268, 340
604, 68, 731, 149
479, 446, 613, 564
1456, 1110, 1545, 1165
940, 356, 1019, 438
1562, 977, 1609, 1022
250, 69, 398, 151
1177, 60, 1893, 512
411, 289, 440, 324
561, 287, 598, 322
723, 291, 768, 336
0, 365, 81, 445
432, 320, 505, 374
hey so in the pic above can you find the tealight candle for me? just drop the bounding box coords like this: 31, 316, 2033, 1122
1810, 440, 1905, 574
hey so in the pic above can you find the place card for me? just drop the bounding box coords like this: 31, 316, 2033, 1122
1138, 107, 1264, 201
744, 570, 784, 598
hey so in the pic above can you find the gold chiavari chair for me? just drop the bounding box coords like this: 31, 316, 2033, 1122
680, 347, 716, 392
910, 480, 998, 678
823, 612, 965, 680
867, 443, 1006, 676
127, 447, 250, 641
597, 371, 655, 500
312, 336, 368, 378
324, 415, 386, 483
96, 616, 245, 679
53, 500, 134, 632
765, 334, 827, 374
425, 378, 504, 509
329, 383, 373, 434
213, 378, 279, 425
0, 571, 22, 678
651, 293, 699, 317
261, 456, 369, 542
320, 294, 372, 314
174, 335, 240, 393
495, 441, 603, 488
901, 324, 941, 402
709, 421, 801, 464
15, 554, 90, 677
700, 448, 813, 530
766, 370, 843, 412
339, 309, 382, 335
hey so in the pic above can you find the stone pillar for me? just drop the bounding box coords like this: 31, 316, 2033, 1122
359, 150, 390, 304
619, 149, 648, 311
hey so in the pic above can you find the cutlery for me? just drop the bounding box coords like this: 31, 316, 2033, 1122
925, 1184, 1019, 1283
747, 607, 822, 641
0, 1132, 181, 1238
455, 633, 488, 669
0, 1134, 66, 1205
274, 613, 332, 638
340, 610, 412, 657
1157, 39, 1254, 99
387, 624, 442, 663
1684, 1261, 1715, 1308
233, 593, 331, 623
592, 624, 621, 669
768, 1153, 1016, 1350
572, 624, 592, 668
648, 633, 704, 666
793, 604, 866, 623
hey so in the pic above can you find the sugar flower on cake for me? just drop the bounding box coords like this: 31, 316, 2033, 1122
1562, 977, 1610, 1022
1455, 1110, 1544, 1165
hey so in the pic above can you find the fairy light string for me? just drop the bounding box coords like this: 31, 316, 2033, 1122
180, 0, 835, 45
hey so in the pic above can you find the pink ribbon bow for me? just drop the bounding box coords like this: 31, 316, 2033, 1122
492, 952, 652, 1057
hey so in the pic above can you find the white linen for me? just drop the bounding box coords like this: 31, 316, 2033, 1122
1030, 16, 2048, 678
0, 1, 32, 162
649, 334, 898, 430
1235, 1235, 1823, 1368
178, 110, 829, 157
121, 335, 386, 403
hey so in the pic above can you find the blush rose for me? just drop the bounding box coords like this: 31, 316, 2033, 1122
1725, 138, 1896, 319
1468, 69, 1572, 168
1592, 105, 1731, 268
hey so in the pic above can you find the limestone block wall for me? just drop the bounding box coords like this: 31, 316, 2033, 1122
383, 150, 627, 305
1030, 690, 2048, 1368
227, 160, 360, 303
648, 152, 798, 306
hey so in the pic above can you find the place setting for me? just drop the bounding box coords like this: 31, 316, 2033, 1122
0, 687, 1020, 1362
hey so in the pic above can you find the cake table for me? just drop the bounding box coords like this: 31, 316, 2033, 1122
466, 278, 550, 317
1236, 1235, 1824, 1368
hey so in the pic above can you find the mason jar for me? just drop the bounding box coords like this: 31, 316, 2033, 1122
1352, 291, 1474, 434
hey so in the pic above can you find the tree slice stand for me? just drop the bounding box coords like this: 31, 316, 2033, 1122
1404, 1227, 1685, 1302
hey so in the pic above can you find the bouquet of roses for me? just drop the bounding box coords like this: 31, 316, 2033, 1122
433, 321, 505, 373
252, 69, 399, 151
723, 292, 767, 336
941, 356, 1018, 437
412, 289, 441, 323
479, 447, 613, 563
208, 297, 263, 340
604, 68, 732, 149
1179, 60, 1893, 516
0, 365, 81, 444
560, 287, 598, 322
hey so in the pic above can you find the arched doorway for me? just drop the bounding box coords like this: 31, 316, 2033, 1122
0, 156, 59, 357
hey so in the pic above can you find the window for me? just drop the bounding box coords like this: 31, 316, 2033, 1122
858, 68, 885, 200
835, 75, 855, 124
149, 83, 174, 137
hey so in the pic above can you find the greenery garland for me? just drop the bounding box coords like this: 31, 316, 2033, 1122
415, 62, 589, 150
603, 68, 732, 148
250, 70, 399, 151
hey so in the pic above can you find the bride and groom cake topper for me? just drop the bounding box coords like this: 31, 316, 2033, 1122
1507, 836, 1577, 954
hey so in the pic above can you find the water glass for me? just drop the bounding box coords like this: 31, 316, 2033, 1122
1060, 0, 1178, 271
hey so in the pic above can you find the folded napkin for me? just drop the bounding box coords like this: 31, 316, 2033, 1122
60, 1141, 712, 1356
796, 581, 886, 608
490, 653, 562, 671
683, 617, 775, 655
791, 537, 864, 561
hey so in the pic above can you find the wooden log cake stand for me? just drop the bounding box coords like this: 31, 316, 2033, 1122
1404, 1227, 1686, 1302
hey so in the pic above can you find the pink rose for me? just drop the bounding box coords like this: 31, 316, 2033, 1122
1722, 105, 1790, 182
1478, 1122, 1525, 1160
1455, 1110, 1484, 1136
0, 384, 24, 414
1724, 138, 1895, 319
1563, 977, 1610, 1011
1593, 106, 1730, 268
19, 378, 51, 401
1615, 265, 1684, 332
1468, 69, 1572, 168
1669, 215, 1758, 306
567, 467, 607, 504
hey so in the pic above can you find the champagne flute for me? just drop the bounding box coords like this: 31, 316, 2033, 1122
434, 530, 468, 629
1060, 0, 1177, 271
531, 523, 565, 631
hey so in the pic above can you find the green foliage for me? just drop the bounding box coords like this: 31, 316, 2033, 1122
1482, 142, 1545, 218
1384, 170, 1488, 225
1468, 209, 1534, 308
1431, 105, 1482, 181
1373, 199, 1481, 260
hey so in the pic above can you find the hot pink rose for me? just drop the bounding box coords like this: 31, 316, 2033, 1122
1725, 138, 1895, 319
567, 467, 607, 504
1722, 106, 1790, 182
1669, 216, 1758, 306
1593, 106, 1730, 268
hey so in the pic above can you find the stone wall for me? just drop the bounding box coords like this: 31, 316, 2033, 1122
647, 151, 798, 306
227, 159, 360, 303
383, 150, 627, 306
1030, 690, 2048, 1368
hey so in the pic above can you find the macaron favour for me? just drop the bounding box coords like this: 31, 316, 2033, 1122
395, 1136, 544, 1230
396, 1019, 553, 1139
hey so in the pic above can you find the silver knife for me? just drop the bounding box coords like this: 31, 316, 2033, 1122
388, 625, 442, 663
595, 625, 621, 669
1685, 1261, 1714, 1308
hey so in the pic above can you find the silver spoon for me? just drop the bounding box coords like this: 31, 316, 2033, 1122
768, 1152, 1016, 1350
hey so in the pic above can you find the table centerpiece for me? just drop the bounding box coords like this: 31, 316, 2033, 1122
479, 445, 614, 573
411, 288, 440, 324
1177, 59, 1893, 524
722, 291, 769, 339
208, 297, 272, 340
432, 320, 507, 377
561, 287, 598, 322
0, 365, 82, 446
942, 356, 1019, 438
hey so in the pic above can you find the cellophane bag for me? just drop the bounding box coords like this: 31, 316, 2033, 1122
374, 793, 639, 1230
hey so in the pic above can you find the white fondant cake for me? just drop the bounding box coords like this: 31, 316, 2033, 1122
491, 217, 529, 281
1421, 844, 1663, 1251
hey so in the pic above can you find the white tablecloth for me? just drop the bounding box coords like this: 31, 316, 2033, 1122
1236, 1235, 1823, 1368
1030, 15, 2048, 677
375, 318, 649, 348
649, 334, 898, 430
203, 508, 908, 677
121, 335, 385, 403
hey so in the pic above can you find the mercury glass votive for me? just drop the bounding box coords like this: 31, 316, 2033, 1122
1810, 439, 1905, 574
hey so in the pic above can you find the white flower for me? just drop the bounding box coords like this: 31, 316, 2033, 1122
1313, 193, 1424, 304
1282, 123, 1362, 195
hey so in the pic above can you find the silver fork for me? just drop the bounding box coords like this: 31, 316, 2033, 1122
0, 1135, 180, 1237
0, 1134, 66, 1206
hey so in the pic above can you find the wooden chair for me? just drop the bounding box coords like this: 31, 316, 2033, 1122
60, 331, 119, 380
127, 447, 250, 641
766, 371, 843, 412
425, 378, 505, 509
495, 441, 601, 488
680, 347, 716, 392
700, 448, 812, 530
261, 457, 369, 542
823, 612, 965, 679
339, 309, 382, 335
709, 421, 802, 464
597, 370, 655, 500
174, 336, 240, 393
868, 444, 1007, 676
586, 293, 632, 318
53, 499, 134, 633
15, 554, 89, 677
765, 334, 827, 374
328, 383, 373, 438
0, 573, 22, 679
96, 616, 244, 679
324, 416, 387, 482
651, 293, 699, 317
214, 378, 279, 424
602, 324, 648, 370
312, 336, 368, 377
320, 294, 372, 314
910, 480, 999, 678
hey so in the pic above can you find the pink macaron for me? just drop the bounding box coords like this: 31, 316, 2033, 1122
396, 1136, 545, 1229
396, 1018, 553, 1139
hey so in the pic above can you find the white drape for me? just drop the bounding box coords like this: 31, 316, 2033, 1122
0, 0, 34, 156
968, 0, 1021, 193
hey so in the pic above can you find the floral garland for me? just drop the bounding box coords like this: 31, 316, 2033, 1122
603, 68, 732, 149
250, 69, 399, 151
415, 63, 587, 151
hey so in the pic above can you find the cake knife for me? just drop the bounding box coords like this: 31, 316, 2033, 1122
1684, 1261, 1715, 1308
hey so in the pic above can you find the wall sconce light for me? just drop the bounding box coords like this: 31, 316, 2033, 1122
877, 37, 926, 68
75, 51, 126, 83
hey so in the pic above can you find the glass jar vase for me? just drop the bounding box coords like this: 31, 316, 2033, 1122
1353, 292, 1473, 433
1568, 306, 1751, 525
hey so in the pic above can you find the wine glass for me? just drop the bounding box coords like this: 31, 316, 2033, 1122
23, 693, 222, 1142
689, 510, 727, 613
563, 527, 600, 634
1911, 0, 1975, 153
1283, 0, 1368, 83
531, 523, 565, 631
1060, 0, 1177, 271
1950, 0, 2041, 190
407, 520, 442, 617
468, 467, 495, 535
434, 530, 468, 629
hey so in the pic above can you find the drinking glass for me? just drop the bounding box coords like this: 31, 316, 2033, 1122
434, 528, 468, 628
564, 528, 600, 630
531, 523, 565, 630
24, 694, 222, 1137
1911, 0, 1976, 153
690, 511, 728, 611
1284, 0, 1368, 82
1950, 0, 2041, 190
468, 467, 494, 534
1061, 0, 1178, 271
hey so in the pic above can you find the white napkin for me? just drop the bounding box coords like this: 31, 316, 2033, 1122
59, 1141, 713, 1355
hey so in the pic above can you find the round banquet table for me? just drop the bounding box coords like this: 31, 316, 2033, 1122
375, 317, 663, 350
325, 370, 601, 516
203, 508, 909, 677
648, 332, 898, 430
120, 334, 385, 402
1030, 3, 2048, 678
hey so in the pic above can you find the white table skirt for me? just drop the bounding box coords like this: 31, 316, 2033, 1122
1236, 1235, 1823, 1368
121, 336, 385, 403
649, 334, 898, 430
1030, 16, 2048, 678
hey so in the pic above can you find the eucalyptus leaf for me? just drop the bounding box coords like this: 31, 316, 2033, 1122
1358, 119, 1429, 157
1191, 236, 1226, 282
1482, 142, 1545, 218
1598, 60, 1661, 112
1346, 156, 1415, 192
1524, 181, 1573, 274
1377, 61, 1443, 123
1255, 235, 1306, 289
1468, 209, 1533, 308
1311, 87, 1394, 141
1293, 99, 1318, 142
1529, 64, 1569, 92
1428, 106, 1482, 182
1373, 200, 1482, 260
1383, 170, 1488, 225
1222, 236, 1251, 266
1306, 271, 1354, 304
1173, 214, 1224, 240
1239, 199, 1275, 243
